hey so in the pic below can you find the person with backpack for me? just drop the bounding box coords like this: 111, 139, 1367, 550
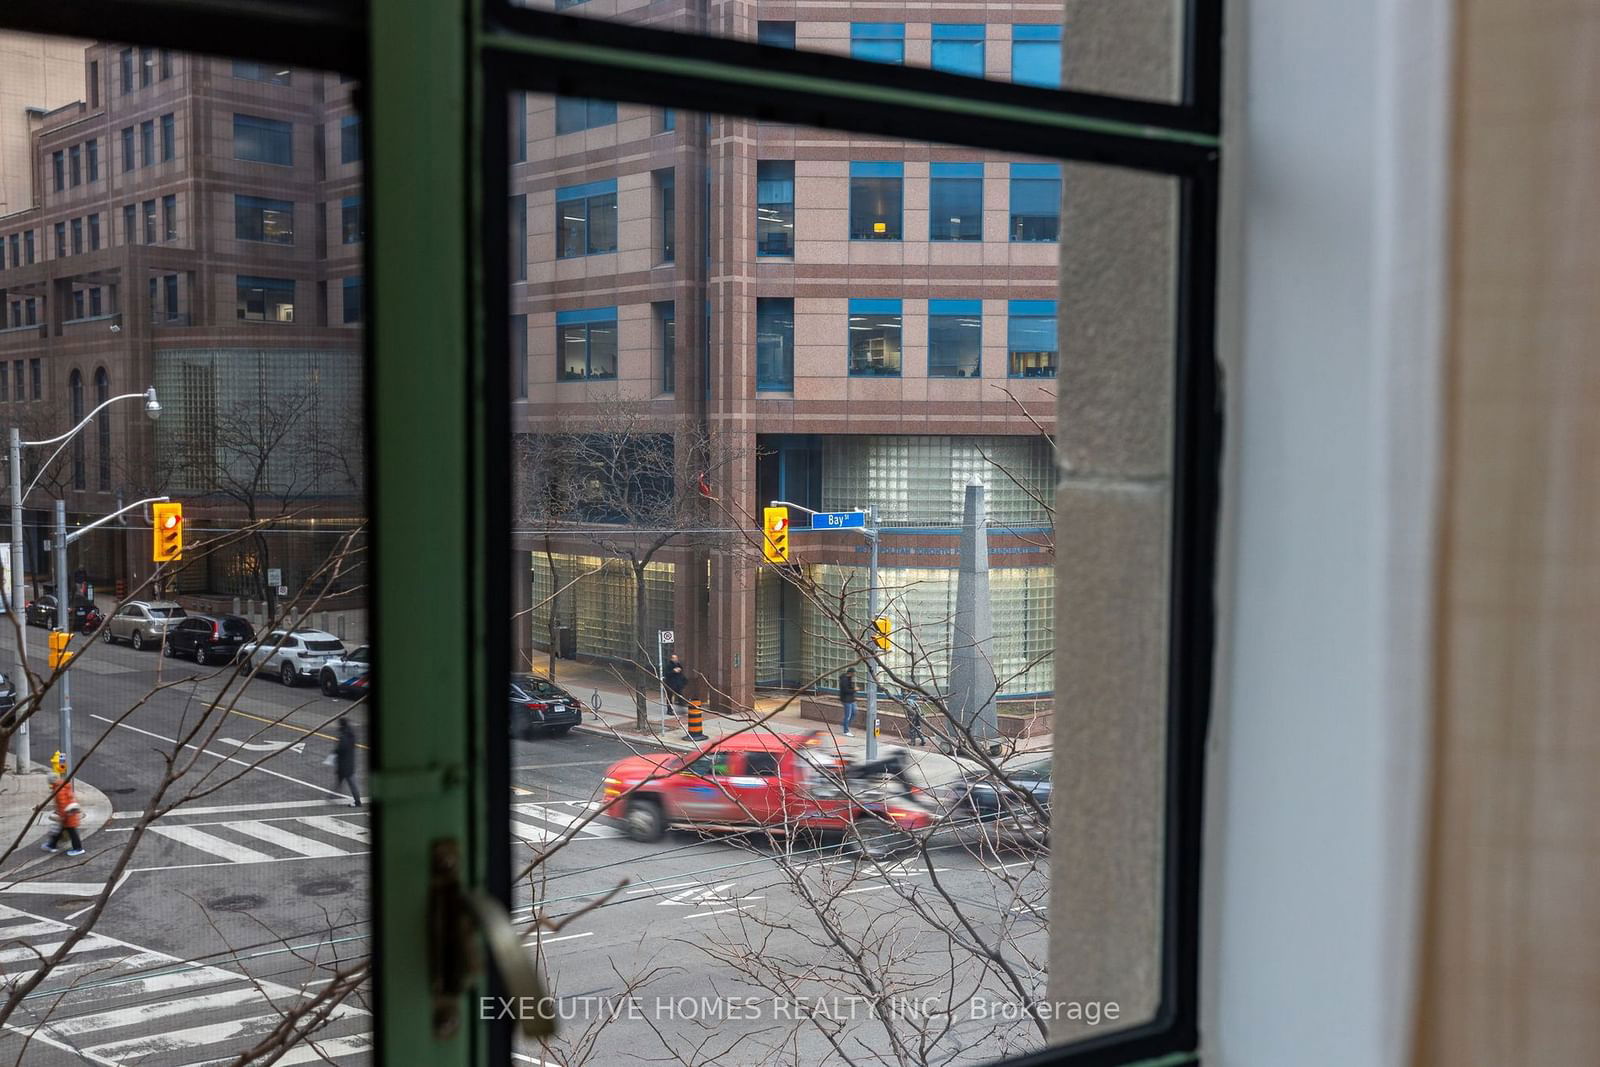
839, 667, 858, 736
41, 772, 85, 856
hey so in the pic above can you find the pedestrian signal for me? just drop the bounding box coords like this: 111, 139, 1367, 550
152, 502, 183, 562
762, 506, 790, 564
874, 617, 892, 651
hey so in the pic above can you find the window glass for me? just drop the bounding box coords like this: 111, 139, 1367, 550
556, 308, 619, 380
160, 112, 175, 161
233, 113, 293, 165
1011, 25, 1064, 89
236, 275, 296, 321
757, 160, 794, 255
342, 194, 364, 243
1008, 299, 1058, 378
554, 96, 617, 134
656, 301, 675, 393
343, 276, 363, 324
232, 60, 293, 85
851, 22, 905, 64
757, 297, 794, 389
555, 180, 618, 258
757, 21, 795, 48
932, 24, 986, 77
848, 298, 902, 376
340, 115, 362, 163
849, 162, 903, 240
1010, 163, 1062, 242
929, 299, 983, 377
655, 169, 675, 262
930, 162, 983, 241
236, 194, 295, 243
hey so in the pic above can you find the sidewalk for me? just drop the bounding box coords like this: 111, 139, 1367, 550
534, 657, 1051, 789
0, 761, 113, 855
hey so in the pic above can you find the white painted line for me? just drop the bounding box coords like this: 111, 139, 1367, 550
86, 1010, 334, 1058
20, 950, 170, 990
841, 884, 892, 895
510, 820, 553, 844
684, 906, 750, 919
625, 881, 697, 895
297, 815, 370, 844
515, 803, 622, 838
111, 799, 347, 820
511, 1052, 563, 1066
0, 1022, 119, 1066
0, 919, 74, 938
49, 984, 265, 1037
148, 825, 275, 864
90, 715, 344, 797
264, 1033, 376, 1065
126, 852, 369, 874
229, 820, 349, 859
0, 872, 130, 899
526, 931, 593, 946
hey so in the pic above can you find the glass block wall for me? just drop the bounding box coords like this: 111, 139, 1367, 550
799, 563, 1053, 697
819, 435, 1053, 527
529, 552, 675, 661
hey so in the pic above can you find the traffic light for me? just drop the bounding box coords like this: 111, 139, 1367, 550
874, 616, 892, 651
762, 506, 790, 564
49, 750, 67, 776
152, 501, 183, 562
48, 629, 73, 669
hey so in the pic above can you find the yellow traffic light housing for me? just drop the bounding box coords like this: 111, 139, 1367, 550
874, 616, 892, 651
762, 506, 790, 564
49, 750, 67, 776
48, 629, 73, 669
152, 501, 183, 562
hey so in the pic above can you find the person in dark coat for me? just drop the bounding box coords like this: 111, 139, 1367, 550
335, 718, 361, 807
665, 653, 687, 717
839, 668, 858, 736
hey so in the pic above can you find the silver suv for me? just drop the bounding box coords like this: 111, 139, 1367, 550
238, 629, 347, 687
103, 601, 188, 651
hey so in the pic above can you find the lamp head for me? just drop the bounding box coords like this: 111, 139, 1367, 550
144, 387, 161, 421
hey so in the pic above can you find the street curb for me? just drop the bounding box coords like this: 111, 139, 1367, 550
0, 763, 114, 849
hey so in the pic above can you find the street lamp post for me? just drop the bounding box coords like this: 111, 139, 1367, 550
8, 388, 159, 773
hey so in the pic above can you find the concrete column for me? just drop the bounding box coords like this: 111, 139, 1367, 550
948, 479, 999, 747
510, 549, 533, 673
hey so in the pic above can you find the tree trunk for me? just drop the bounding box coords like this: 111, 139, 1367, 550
633, 561, 650, 731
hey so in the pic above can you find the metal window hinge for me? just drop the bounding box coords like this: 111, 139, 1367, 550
428, 838, 556, 1041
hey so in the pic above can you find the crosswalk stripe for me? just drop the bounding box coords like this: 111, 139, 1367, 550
85, 1010, 314, 1058
297, 815, 370, 844
48, 983, 263, 1036
510, 820, 553, 844
514, 803, 622, 838
253, 1031, 374, 1065
0, 935, 118, 965
229, 820, 349, 859
0, 921, 70, 940
149, 825, 276, 864
26, 950, 172, 992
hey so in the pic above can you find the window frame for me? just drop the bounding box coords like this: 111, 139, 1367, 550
555, 307, 619, 381
929, 298, 983, 378
848, 161, 904, 241
847, 297, 903, 377
756, 159, 795, 256
1007, 299, 1059, 379
554, 179, 618, 259
931, 23, 986, 78
929, 162, 983, 242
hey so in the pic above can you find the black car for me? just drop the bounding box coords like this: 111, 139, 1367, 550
510, 674, 583, 739
0, 670, 14, 726
163, 614, 257, 665
939, 758, 1052, 828
25, 594, 101, 632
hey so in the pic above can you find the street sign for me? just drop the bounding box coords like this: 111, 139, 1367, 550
267, 568, 282, 586
811, 511, 866, 530
659, 630, 675, 644
277, 586, 289, 597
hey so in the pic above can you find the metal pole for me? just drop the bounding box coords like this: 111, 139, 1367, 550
9, 428, 31, 772
657, 635, 667, 732
865, 503, 880, 762
55, 499, 72, 770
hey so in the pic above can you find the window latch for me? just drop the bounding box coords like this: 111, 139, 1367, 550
428, 838, 556, 1041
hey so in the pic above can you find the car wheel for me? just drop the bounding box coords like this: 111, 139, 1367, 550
131, 631, 145, 652
162, 640, 176, 658
281, 661, 298, 687
624, 799, 666, 843
193, 647, 209, 665
102, 627, 115, 645
840, 817, 913, 861
321, 671, 339, 697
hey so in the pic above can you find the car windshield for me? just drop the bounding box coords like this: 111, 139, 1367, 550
1008, 761, 1052, 782
147, 607, 186, 618
304, 640, 343, 653
349, 646, 370, 661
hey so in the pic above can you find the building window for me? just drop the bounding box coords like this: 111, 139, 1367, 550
342, 195, 363, 244
659, 109, 675, 132
160, 49, 172, 80
88, 214, 100, 251
232, 60, 291, 85
851, 23, 905, 64
22, 231, 33, 265
89, 60, 99, 109
929, 299, 983, 377
1012, 25, 1063, 89
513, 92, 527, 163
757, 161, 794, 256
72, 290, 85, 320
86, 139, 98, 182
757, 20, 795, 48
554, 180, 617, 259
140, 119, 154, 167
848, 298, 902, 376
70, 217, 83, 255
554, 97, 617, 134
31, 358, 42, 399
54, 222, 66, 258
233, 114, 293, 165
121, 126, 134, 172
655, 170, 675, 263
511, 313, 528, 399
123, 204, 136, 245
160, 112, 175, 161
70, 371, 85, 489
90, 287, 102, 316
142, 199, 157, 245
343, 276, 362, 324
7, 235, 15, 268
236, 195, 295, 244
1010, 163, 1061, 241
930, 163, 983, 241
655, 301, 675, 393
68, 145, 81, 187
932, 24, 986, 77
1007, 299, 1058, 377
0, 366, 7, 401
163, 194, 177, 241
511, 194, 527, 281
52, 151, 64, 192
849, 162, 903, 240
139, 46, 154, 88
236, 275, 295, 322
119, 48, 133, 94
96, 368, 110, 489
161, 274, 179, 321
340, 116, 362, 164
757, 297, 794, 390
556, 308, 618, 381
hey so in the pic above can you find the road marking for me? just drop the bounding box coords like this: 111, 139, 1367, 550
526, 931, 593, 946
203, 702, 369, 749
0, 872, 130, 901
111, 799, 347, 820
514, 802, 622, 839
684, 905, 750, 919
219, 737, 307, 754
0, 1022, 119, 1066
228, 819, 348, 858
48, 984, 265, 1036
625, 881, 698, 895
91, 714, 344, 797
148, 825, 275, 864
127, 852, 370, 874
297, 815, 370, 843
266, 1033, 376, 1065
841, 884, 893, 895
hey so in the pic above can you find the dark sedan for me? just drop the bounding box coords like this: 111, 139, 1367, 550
0, 670, 14, 726
936, 758, 1052, 839
510, 674, 583, 739
25, 595, 101, 633
163, 614, 257, 665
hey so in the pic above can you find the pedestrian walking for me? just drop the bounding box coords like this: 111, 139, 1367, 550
665, 653, 687, 717
839, 667, 858, 736
334, 718, 361, 807
41, 773, 85, 856
903, 690, 925, 746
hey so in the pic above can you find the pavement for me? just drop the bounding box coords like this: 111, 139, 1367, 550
0, 760, 113, 857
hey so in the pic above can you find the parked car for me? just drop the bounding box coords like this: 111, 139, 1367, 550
510, 674, 582, 738
599, 732, 935, 849
102, 601, 189, 651
319, 645, 371, 697
932, 758, 1052, 844
24, 595, 102, 633
0, 670, 15, 725
163, 614, 256, 665
237, 629, 347, 687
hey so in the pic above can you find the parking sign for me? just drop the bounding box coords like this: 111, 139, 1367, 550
659, 630, 675, 644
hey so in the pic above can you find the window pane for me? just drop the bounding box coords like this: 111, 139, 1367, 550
929, 302, 983, 377
932, 25, 986, 77
848, 301, 903, 375
849, 165, 903, 240
233, 113, 293, 165
757, 297, 794, 389
757, 160, 795, 255
930, 166, 983, 241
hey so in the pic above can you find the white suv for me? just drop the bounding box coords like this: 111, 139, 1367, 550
238, 629, 347, 687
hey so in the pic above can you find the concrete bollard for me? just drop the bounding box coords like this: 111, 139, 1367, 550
233, 596, 241, 617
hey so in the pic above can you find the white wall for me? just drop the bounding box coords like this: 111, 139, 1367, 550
1202, 0, 1451, 1063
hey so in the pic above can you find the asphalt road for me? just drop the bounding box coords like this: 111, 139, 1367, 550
0, 635, 1050, 1066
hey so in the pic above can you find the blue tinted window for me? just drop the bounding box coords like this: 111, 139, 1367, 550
758, 21, 795, 48
1012, 26, 1063, 88
555, 97, 618, 134
233, 114, 292, 165
852, 23, 904, 65
1008, 300, 1058, 378
757, 298, 794, 389
849, 162, 903, 241
930, 163, 982, 241
1009, 163, 1061, 242
757, 161, 795, 256
848, 298, 902, 376
929, 300, 983, 378
932, 25, 985, 77
557, 308, 619, 381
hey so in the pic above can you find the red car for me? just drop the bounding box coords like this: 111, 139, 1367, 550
600, 731, 934, 849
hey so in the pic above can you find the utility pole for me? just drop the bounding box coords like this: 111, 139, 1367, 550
10, 427, 32, 772
54, 499, 73, 769
864, 503, 881, 761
